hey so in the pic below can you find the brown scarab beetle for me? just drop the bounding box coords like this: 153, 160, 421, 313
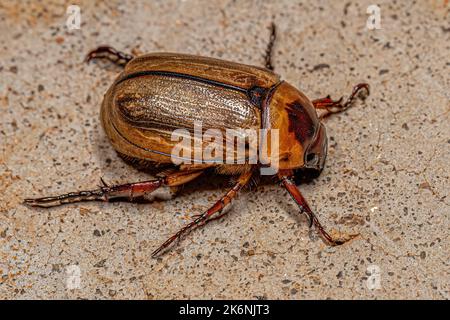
25, 24, 369, 257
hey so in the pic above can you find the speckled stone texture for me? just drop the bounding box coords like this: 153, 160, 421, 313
1, 0, 449, 299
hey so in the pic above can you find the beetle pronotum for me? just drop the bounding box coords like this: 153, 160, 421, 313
25, 24, 369, 257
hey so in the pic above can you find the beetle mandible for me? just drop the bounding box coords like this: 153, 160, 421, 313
25, 24, 369, 256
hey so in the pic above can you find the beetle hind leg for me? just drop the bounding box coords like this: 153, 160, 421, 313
24, 170, 203, 208
85, 46, 134, 67
151, 170, 253, 257
313, 83, 370, 119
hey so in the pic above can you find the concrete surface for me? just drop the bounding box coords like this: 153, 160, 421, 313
0, 0, 449, 299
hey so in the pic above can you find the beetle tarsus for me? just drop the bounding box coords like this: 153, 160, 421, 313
100, 177, 110, 188
313, 83, 370, 119
24, 170, 203, 208
23, 180, 164, 208
85, 46, 134, 67
264, 22, 277, 71
279, 171, 351, 246
23, 189, 106, 208
151, 171, 253, 257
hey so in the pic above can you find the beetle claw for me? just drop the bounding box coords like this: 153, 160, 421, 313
100, 177, 110, 188
308, 215, 314, 228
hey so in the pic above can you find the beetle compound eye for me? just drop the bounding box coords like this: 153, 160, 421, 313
306, 153, 318, 165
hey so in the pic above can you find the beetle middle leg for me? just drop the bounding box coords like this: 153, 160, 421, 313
151, 170, 253, 257
85, 46, 134, 67
24, 170, 203, 208
313, 83, 370, 119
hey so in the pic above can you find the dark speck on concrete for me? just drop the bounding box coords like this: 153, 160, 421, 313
94, 259, 106, 268
312, 63, 330, 72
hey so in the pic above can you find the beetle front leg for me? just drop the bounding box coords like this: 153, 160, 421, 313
278, 170, 357, 246
24, 170, 203, 208
151, 170, 254, 257
85, 46, 134, 67
312, 83, 370, 119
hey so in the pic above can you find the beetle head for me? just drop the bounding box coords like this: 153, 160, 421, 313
293, 122, 327, 182
265, 81, 327, 177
